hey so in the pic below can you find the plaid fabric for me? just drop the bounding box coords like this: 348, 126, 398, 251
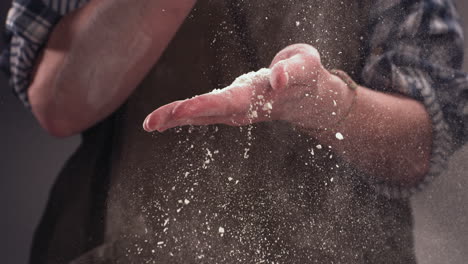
361, 0, 467, 197
0, 0, 87, 107
0, 0, 466, 197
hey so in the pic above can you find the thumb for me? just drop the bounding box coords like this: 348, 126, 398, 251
270, 52, 324, 90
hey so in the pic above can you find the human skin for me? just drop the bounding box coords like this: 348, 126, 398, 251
28, 0, 196, 137
143, 44, 432, 187
26, 1, 432, 187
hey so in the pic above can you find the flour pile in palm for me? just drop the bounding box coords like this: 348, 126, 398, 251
209, 68, 271, 96
211, 68, 274, 117
211, 68, 273, 159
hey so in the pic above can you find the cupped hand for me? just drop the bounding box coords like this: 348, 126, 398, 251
143, 44, 345, 132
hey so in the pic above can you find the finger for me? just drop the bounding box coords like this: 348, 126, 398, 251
157, 114, 256, 132
171, 88, 252, 119
143, 100, 183, 132
269, 60, 290, 91
144, 87, 254, 132
271, 52, 324, 90
269, 44, 320, 66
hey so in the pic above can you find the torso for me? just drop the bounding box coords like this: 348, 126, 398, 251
34, 1, 418, 263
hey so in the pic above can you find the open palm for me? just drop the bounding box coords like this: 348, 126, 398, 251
143, 44, 342, 132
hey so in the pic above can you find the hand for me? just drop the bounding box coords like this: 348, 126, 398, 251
143, 44, 349, 132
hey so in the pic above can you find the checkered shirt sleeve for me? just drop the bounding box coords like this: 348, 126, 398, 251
362, 0, 468, 198
0, 0, 88, 107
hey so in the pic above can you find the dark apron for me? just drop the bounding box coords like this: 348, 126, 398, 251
30, 1, 416, 263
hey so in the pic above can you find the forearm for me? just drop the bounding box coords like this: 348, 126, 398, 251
139, 42, 433, 186
29, 0, 196, 137
309, 73, 432, 186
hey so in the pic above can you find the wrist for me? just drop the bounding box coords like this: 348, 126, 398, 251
314, 70, 357, 130
329, 70, 358, 128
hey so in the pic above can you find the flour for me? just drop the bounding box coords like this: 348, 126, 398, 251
219, 227, 225, 236
209, 69, 275, 161
210, 68, 271, 95
335, 132, 344, 140
262, 102, 273, 112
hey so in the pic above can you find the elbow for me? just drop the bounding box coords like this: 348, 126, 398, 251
403, 162, 430, 188
395, 150, 431, 188
28, 87, 80, 138
38, 114, 78, 138
32, 105, 78, 138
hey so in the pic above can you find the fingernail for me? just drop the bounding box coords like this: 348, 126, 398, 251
143, 116, 151, 131
284, 67, 290, 88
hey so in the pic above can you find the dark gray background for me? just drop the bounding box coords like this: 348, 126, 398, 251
0, 1, 467, 263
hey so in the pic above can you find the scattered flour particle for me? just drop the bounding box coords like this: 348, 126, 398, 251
330, 177, 334, 182
262, 102, 273, 111
332, 112, 336, 116
219, 227, 225, 235
228, 177, 233, 181
210, 68, 271, 95
157, 241, 165, 245
176, 208, 182, 213
335, 132, 344, 140
244, 148, 250, 159
184, 199, 190, 205
296, 21, 301, 26
250, 110, 258, 118
316, 144, 322, 149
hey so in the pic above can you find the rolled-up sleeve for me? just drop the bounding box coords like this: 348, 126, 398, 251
362, 0, 468, 198
0, 0, 88, 108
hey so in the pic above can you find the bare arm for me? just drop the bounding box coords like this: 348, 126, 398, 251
28, 0, 196, 137
311, 74, 431, 186
142, 44, 431, 186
